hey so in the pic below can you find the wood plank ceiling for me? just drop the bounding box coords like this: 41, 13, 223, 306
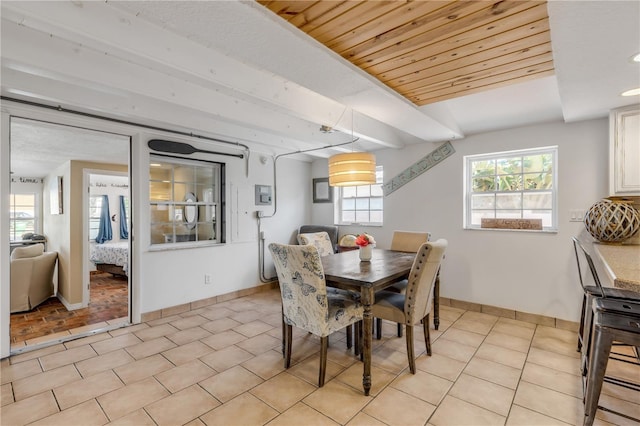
257, 1, 554, 106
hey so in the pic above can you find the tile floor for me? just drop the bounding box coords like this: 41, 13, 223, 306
1, 289, 639, 425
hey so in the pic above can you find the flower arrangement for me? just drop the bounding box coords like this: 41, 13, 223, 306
355, 233, 376, 247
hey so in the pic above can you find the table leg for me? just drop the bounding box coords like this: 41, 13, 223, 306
434, 272, 440, 330
361, 287, 373, 396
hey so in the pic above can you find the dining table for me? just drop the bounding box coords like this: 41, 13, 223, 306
321, 247, 441, 395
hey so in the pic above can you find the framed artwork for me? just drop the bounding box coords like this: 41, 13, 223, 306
313, 177, 333, 203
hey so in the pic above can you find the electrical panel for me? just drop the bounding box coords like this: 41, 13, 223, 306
255, 185, 272, 205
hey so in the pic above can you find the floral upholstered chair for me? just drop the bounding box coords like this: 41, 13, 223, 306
297, 231, 335, 257
268, 243, 363, 387
372, 239, 447, 374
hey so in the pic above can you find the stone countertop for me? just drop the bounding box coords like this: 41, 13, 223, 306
593, 243, 640, 293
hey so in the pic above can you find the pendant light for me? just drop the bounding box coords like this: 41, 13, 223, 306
328, 110, 376, 187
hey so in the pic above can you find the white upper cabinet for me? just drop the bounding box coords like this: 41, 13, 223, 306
610, 105, 640, 195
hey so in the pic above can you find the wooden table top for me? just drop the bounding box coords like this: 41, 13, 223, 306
321, 248, 415, 290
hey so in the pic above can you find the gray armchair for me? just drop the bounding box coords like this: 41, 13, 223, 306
10, 244, 58, 313
298, 225, 339, 253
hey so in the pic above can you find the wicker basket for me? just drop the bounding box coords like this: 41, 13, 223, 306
584, 199, 640, 243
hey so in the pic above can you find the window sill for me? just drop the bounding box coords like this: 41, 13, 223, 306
148, 241, 223, 251
464, 226, 558, 234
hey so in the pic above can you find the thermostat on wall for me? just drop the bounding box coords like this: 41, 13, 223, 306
255, 185, 272, 205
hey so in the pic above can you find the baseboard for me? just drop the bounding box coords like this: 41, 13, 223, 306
440, 297, 579, 332
141, 281, 279, 322
57, 293, 83, 311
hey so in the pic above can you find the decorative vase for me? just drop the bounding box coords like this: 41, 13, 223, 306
584, 199, 640, 243
359, 245, 373, 262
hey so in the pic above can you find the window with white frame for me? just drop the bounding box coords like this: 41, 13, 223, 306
464, 146, 557, 231
335, 166, 383, 226
9, 193, 37, 241
89, 195, 103, 240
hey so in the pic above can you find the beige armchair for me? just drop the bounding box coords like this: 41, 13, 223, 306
10, 244, 58, 313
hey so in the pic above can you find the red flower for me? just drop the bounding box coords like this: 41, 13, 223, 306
355, 234, 375, 247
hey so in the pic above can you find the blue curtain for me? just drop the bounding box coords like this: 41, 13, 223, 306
119, 195, 129, 239
95, 195, 112, 244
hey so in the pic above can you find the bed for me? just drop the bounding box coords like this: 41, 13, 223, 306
90, 241, 129, 276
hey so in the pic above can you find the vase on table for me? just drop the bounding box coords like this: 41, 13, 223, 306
359, 245, 373, 262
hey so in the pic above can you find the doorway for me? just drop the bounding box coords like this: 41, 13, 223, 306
9, 117, 131, 350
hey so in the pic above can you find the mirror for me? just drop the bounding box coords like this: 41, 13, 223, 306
184, 192, 198, 229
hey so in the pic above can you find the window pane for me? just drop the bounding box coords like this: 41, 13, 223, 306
356, 186, 371, 197
355, 211, 369, 223
524, 154, 552, 173
524, 173, 552, 190
471, 210, 494, 226
370, 197, 383, 210
370, 184, 383, 197
496, 174, 522, 191
472, 160, 495, 177
524, 209, 553, 227
342, 198, 355, 210
523, 192, 552, 209
496, 193, 521, 209
355, 198, 369, 210
342, 211, 355, 223
496, 210, 522, 219
472, 177, 495, 192
497, 157, 522, 174
471, 194, 495, 209
370, 210, 383, 223
342, 187, 356, 198
335, 166, 383, 226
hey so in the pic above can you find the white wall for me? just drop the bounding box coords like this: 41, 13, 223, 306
312, 118, 609, 322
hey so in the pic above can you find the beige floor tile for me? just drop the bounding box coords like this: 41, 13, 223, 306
106, 408, 156, 426
415, 352, 467, 381
8, 344, 65, 365
267, 401, 339, 426
233, 319, 274, 337
287, 354, 344, 386
521, 362, 582, 398
363, 386, 436, 426
531, 326, 580, 358
133, 323, 180, 341
145, 384, 220, 426
429, 395, 506, 425
440, 327, 486, 348
146, 314, 182, 326
345, 412, 387, 426
113, 353, 174, 384
201, 317, 242, 334
605, 357, 640, 385
475, 342, 527, 369
1, 358, 41, 384
527, 347, 582, 376
125, 336, 177, 359
97, 377, 169, 421
199, 306, 236, 321
497, 316, 537, 329
601, 381, 640, 405
595, 410, 636, 426
29, 398, 108, 426
166, 326, 212, 346
200, 345, 254, 372
448, 373, 515, 416
75, 348, 134, 378
513, 381, 583, 425
12, 364, 81, 401
201, 329, 247, 350
236, 333, 281, 355
200, 392, 278, 426
69, 321, 109, 335
452, 318, 494, 335
460, 311, 500, 325
371, 345, 414, 374
464, 357, 522, 390
390, 370, 453, 405
39, 344, 97, 371
155, 359, 216, 393
91, 333, 142, 355
485, 330, 532, 353
506, 404, 573, 425
26, 331, 71, 346
108, 323, 149, 337
1, 383, 14, 406
63, 332, 111, 349
493, 320, 537, 340
431, 338, 477, 363
334, 362, 396, 396
169, 315, 209, 330
54, 369, 124, 410
303, 380, 372, 424
0, 390, 59, 426
161, 340, 214, 365
326, 344, 360, 368
439, 305, 466, 322
199, 365, 263, 403
242, 349, 287, 380
597, 393, 640, 424
250, 372, 316, 412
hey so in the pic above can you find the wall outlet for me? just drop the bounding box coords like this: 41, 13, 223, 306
569, 209, 585, 222
204, 274, 212, 285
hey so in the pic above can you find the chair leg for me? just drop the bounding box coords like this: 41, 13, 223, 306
578, 293, 586, 352
284, 323, 293, 369
423, 314, 431, 356
281, 305, 285, 357
376, 318, 382, 340
397, 323, 403, 338
406, 324, 416, 374
354, 321, 362, 357
346, 325, 353, 349
319, 336, 328, 387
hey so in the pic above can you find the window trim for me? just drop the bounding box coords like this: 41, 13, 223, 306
9, 192, 38, 241
334, 165, 384, 227
463, 146, 558, 232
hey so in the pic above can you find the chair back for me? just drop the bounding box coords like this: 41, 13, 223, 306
299, 225, 338, 252
391, 231, 431, 253
268, 243, 330, 335
297, 231, 335, 257
404, 239, 447, 324
572, 237, 604, 296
